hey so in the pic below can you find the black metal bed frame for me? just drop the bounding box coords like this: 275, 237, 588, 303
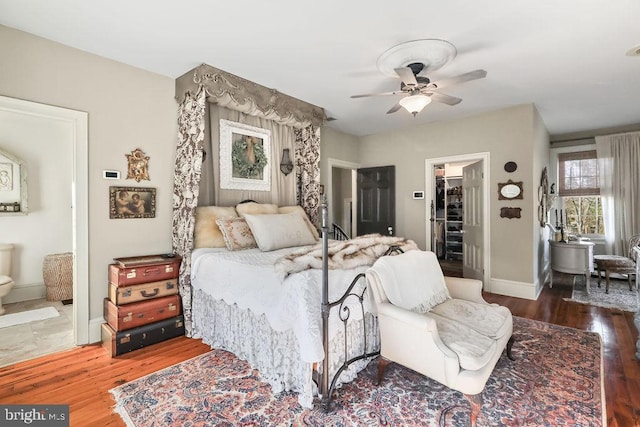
313, 199, 403, 410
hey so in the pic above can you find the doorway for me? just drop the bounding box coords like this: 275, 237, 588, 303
0, 96, 89, 347
425, 153, 491, 286
327, 158, 358, 238
357, 165, 395, 236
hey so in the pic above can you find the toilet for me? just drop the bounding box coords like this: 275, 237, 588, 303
0, 243, 15, 315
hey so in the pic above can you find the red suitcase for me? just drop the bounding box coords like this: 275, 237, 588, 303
108, 256, 181, 287
104, 294, 181, 331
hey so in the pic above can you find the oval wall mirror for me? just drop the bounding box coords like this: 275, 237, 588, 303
498, 180, 523, 200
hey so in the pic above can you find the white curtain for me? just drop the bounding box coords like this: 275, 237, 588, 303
595, 131, 640, 255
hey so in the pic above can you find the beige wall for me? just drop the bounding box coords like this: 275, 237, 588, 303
356, 104, 545, 297
0, 25, 178, 335
319, 126, 360, 185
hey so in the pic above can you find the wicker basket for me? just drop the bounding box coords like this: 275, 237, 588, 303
43, 252, 73, 302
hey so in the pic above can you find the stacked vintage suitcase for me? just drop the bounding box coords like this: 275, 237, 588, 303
101, 253, 184, 356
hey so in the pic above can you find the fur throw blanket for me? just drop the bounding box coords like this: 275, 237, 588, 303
275, 234, 419, 278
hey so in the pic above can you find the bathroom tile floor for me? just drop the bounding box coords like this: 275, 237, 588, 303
0, 299, 74, 368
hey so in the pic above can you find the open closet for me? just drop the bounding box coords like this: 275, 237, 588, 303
432, 161, 478, 277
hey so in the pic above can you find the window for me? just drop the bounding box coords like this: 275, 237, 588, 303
558, 150, 603, 235
563, 196, 604, 235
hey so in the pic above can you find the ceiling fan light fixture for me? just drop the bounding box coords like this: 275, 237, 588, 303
399, 94, 431, 116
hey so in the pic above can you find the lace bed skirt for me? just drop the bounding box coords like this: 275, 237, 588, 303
192, 288, 379, 408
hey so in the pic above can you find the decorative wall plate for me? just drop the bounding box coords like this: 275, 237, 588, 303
504, 161, 517, 173
538, 167, 549, 227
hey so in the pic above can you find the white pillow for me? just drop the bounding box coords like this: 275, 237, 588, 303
278, 205, 320, 240
244, 212, 317, 251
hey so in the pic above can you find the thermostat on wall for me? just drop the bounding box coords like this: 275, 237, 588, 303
412, 191, 425, 200
103, 170, 120, 180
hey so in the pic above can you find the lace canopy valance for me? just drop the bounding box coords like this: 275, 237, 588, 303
175, 64, 326, 129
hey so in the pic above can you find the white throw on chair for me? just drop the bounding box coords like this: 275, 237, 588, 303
365, 250, 515, 426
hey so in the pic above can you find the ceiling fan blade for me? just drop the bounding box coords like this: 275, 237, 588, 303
429, 69, 487, 89
386, 101, 403, 114
394, 67, 418, 86
351, 90, 404, 98
425, 91, 462, 106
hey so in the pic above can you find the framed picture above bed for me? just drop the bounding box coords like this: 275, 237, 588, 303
109, 186, 156, 219
219, 119, 271, 191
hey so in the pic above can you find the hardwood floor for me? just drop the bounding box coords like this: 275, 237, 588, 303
0, 282, 638, 426
485, 284, 640, 427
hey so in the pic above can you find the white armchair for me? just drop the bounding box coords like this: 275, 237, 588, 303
366, 250, 514, 426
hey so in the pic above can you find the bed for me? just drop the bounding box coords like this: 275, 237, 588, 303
189, 201, 417, 408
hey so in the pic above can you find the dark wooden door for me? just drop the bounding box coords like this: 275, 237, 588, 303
357, 166, 395, 236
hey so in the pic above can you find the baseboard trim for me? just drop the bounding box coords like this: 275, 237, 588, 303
3, 283, 45, 304
490, 278, 538, 300
88, 317, 104, 344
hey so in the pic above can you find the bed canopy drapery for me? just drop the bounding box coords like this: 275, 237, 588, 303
172, 64, 326, 335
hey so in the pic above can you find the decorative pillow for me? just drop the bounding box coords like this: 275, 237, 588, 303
215, 217, 258, 251
194, 206, 239, 248
235, 202, 279, 216
278, 205, 320, 240
244, 212, 317, 251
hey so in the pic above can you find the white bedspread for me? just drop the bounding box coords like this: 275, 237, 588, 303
190, 247, 371, 363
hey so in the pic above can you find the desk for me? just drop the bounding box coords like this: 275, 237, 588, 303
549, 240, 595, 294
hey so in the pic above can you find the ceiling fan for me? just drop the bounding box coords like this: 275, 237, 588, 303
351, 62, 487, 117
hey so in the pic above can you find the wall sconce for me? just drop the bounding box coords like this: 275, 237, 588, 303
280, 148, 293, 176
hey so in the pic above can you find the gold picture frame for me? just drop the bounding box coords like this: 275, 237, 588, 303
109, 186, 156, 219
126, 148, 150, 182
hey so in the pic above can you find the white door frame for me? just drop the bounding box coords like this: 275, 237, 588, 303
327, 158, 359, 236
425, 152, 491, 287
0, 96, 89, 345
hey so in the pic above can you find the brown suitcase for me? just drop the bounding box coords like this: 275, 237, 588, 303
104, 295, 181, 331
101, 315, 185, 357
108, 257, 181, 287
108, 279, 178, 305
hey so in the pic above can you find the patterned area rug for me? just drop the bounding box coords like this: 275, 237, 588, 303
110, 317, 604, 426
560, 272, 639, 312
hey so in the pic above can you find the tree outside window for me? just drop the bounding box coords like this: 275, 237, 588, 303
563, 196, 604, 235
558, 150, 603, 236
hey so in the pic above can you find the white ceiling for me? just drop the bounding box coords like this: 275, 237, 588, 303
1, 0, 639, 137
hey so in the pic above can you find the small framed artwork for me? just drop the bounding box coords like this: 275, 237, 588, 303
126, 148, 150, 182
219, 119, 271, 191
109, 186, 156, 219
